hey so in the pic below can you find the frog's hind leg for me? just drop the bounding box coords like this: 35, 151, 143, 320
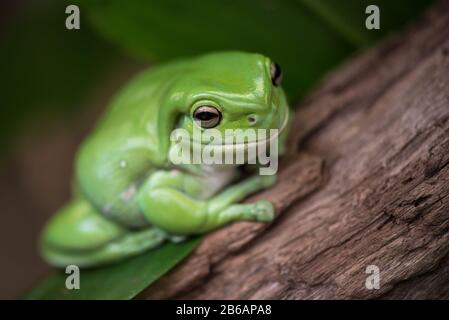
41, 199, 166, 268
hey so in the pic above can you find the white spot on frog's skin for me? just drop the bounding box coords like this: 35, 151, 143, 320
120, 160, 128, 168
168, 235, 187, 243
120, 184, 137, 202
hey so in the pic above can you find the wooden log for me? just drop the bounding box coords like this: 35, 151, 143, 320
139, 0, 449, 299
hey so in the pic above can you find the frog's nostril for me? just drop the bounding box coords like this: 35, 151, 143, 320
248, 114, 257, 124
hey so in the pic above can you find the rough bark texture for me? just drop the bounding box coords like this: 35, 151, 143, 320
139, 0, 449, 299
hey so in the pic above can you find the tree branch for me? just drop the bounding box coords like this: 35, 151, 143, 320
139, 0, 449, 299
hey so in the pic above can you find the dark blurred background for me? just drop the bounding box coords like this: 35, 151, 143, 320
0, 0, 434, 298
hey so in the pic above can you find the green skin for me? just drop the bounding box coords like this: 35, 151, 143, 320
41, 52, 290, 267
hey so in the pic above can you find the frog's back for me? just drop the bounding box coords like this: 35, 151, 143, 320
91, 61, 189, 161
75, 61, 188, 226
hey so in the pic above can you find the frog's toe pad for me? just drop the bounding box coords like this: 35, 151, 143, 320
260, 175, 278, 188
252, 200, 275, 222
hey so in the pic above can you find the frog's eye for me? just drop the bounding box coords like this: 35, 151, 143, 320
270, 63, 282, 86
193, 106, 222, 128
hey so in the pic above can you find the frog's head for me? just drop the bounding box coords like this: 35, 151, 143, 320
173, 52, 289, 154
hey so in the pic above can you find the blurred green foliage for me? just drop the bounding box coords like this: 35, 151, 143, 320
0, 0, 434, 152
0, 0, 119, 152
78, 0, 433, 100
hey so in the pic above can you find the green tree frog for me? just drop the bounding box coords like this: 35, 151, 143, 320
41, 52, 290, 267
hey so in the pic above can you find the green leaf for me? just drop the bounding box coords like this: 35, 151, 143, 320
25, 238, 201, 300
76, 0, 434, 101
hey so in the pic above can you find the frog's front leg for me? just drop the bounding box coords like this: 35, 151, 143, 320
138, 170, 277, 235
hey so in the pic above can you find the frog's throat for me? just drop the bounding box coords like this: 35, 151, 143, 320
189, 106, 289, 148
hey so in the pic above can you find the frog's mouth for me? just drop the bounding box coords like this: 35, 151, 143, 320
169, 108, 289, 166
188, 107, 289, 148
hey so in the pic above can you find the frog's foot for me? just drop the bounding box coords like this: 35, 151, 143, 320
259, 175, 278, 188
41, 199, 167, 268
199, 200, 275, 232
242, 200, 275, 222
